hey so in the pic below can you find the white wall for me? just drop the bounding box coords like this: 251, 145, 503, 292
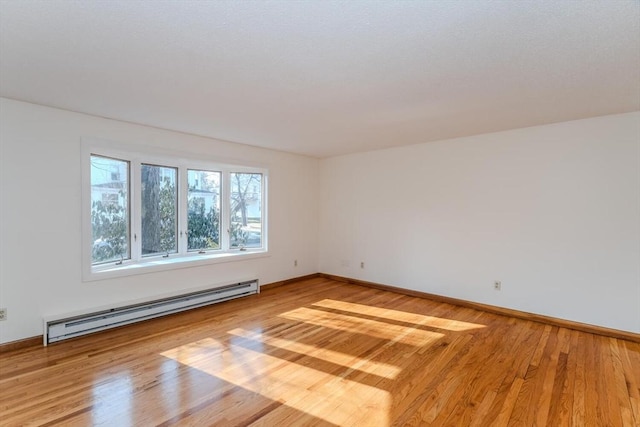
0, 98, 319, 344
319, 112, 640, 333
1, 99, 638, 344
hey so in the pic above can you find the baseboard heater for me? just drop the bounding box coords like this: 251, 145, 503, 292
44, 279, 259, 345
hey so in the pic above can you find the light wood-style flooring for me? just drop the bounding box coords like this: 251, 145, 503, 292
1, 277, 639, 426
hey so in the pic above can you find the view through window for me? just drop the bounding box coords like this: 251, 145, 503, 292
89, 152, 266, 271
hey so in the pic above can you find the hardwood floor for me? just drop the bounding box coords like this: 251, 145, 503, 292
1, 277, 638, 426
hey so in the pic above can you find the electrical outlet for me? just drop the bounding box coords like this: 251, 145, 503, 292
294, 259, 298, 267
494, 281, 502, 291
360, 261, 365, 269
0, 308, 6, 321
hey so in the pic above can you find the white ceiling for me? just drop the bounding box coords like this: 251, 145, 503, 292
1, 1, 638, 158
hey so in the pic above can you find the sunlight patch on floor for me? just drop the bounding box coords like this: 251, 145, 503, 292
155, 299, 470, 426
279, 306, 446, 346
227, 327, 403, 378
312, 299, 486, 331
161, 338, 390, 426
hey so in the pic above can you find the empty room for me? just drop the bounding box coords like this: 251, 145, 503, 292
0, 1, 639, 425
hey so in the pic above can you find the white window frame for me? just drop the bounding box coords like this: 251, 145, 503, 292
82, 138, 269, 282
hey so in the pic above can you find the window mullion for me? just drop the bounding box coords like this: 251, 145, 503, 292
261, 173, 267, 251
131, 159, 142, 261
221, 170, 230, 251
178, 166, 188, 255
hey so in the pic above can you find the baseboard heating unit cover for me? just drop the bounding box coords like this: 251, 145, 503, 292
43, 279, 259, 345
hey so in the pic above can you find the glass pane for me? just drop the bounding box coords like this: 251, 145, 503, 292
230, 172, 262, 249
141, 164, 177, 256
91, 155, 129, 264
187, 170, 221, 251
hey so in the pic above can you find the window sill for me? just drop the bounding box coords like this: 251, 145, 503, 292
84, 249, 269, 282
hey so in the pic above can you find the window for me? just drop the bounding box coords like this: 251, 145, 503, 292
141, 164, 177, 256
84, 143, 267, 280
187, 170, 221, 252
230, 172, 263, 249
91, 155, 130, 264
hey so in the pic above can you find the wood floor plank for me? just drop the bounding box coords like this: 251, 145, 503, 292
477, 321, 544, 426
0, 278, 637, 426
572, 330, 587, 426
609, 338, 636, 426
493, 377, 524, 427
600, 336, 624, 426
533, 326, 567, 426
435, 316, 527, 425
619, 340, 640, 425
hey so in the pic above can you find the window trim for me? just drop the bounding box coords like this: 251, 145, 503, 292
82, 138, 269, 282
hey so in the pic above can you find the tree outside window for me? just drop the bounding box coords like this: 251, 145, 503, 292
230, 173, 262, 249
